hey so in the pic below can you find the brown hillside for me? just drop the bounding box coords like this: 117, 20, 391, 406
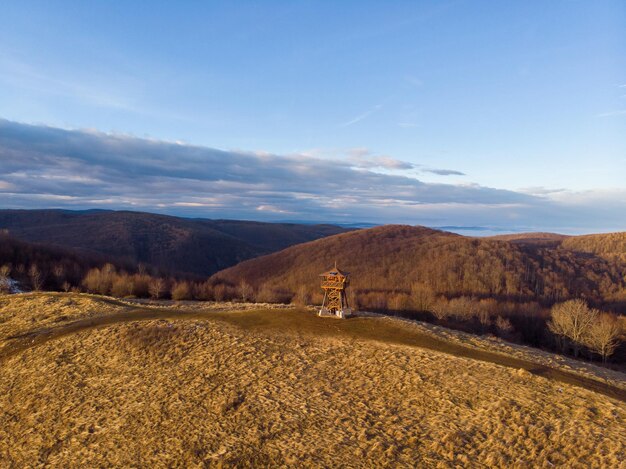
0, 233, 135, 290
562, 232, 626, 263
0, 209, 348, 277
212, 225, 626, 307
486, 232, 569, 247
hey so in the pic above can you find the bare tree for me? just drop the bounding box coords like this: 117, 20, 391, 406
495, 316, 514, 337
585, 313, 622, 363
238, 281, 253, 303
548, 299, 598, 357
53, 264, 65, 279
149, 278, 165, 300
171, 281, 192, 301
29, 264, 44, 291
448, 297, 473, 321
0, 264, 11, 293
213, 284, 227, 302
478, 309, 491, 329
111, 275, 134, 298
430, 300, 448, 321
411, 283, 435, 312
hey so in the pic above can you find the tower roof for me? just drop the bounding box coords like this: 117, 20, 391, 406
319, 261, 349, 277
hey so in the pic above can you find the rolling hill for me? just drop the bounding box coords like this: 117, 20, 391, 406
0, 233, 136, 291
562, 232, 626, 263
485, 232, 569, 247
0, 294, 624, 467
0, 209, 349, 277
212, 224, 626, 308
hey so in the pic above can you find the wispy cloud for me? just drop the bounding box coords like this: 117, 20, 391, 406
0, 119, 623, 232
340, 104, 383, 127
347, 148, 416, 170
424, 169, 465, 176
0, 52, 138, 112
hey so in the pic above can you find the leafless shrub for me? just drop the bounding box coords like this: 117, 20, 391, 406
411, 283, 435, 312
0, 264, 11, 293
478, 309, 491, 328
82, 264, 115, 295
52, 264, 65, 279
111, 275, 134, 298
430, 300, 449, 321
171, 281, 192, 301
193, 281, 214, 301
548, 299, 598, 357
149, 278, 165, 300
28, 264, 44, 291
448, 297, 474, 321
363, 291, 387, 310
495, 316, 514, 336
478, 298, 498, 315
131, 274, 151, 298
238, 281, 254, 302
256, 285, 291, 304
62, 281, 72, 293
213, 284, 227, 302
585, 313, 622, 363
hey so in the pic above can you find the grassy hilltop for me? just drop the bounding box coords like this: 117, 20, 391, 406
1, 293, 624, 467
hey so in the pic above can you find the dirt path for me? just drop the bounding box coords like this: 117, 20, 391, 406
2, 306, 625, 403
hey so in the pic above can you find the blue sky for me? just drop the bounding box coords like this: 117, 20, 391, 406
0, 1, 624, 233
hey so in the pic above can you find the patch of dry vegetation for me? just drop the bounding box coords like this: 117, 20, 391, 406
0, 293, 126, 340
0, 295, 625, 467
0, 293, 288, 341
380, 314, 626, 391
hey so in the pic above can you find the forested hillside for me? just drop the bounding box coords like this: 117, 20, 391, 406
562, 232, 626, 263
0, 209, 348, 276
213, 225, 626, 308
0, 233, 134, 292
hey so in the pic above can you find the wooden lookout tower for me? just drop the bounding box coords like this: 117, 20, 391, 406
319, 262, 352, 318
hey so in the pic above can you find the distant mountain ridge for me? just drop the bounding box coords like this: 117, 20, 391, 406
0, 209, 350, 276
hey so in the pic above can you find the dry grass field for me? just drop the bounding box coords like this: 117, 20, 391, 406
1, 294, 625, 467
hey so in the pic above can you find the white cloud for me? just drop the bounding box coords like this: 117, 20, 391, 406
0, 118, 623, 233
347, 148, 416, 171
